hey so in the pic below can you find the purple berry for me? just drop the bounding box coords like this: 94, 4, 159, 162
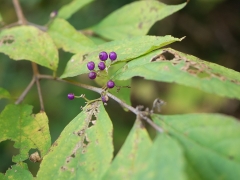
88, 71, 97, 79
109, 51, 117, 61
68, 93, 74, 100
99, 51, 108, 61
98, 62, 106, 70
107, 80, 115, 88
101, 95, 109, 103
87, 61, 95, 71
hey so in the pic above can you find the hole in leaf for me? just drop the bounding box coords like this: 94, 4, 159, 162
0, 140, 18, 173
162, 51, 175, 60
0, 35, 15, 45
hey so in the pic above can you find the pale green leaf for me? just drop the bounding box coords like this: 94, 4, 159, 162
48, 18, 95, 53
37, 102, 113, 180
113, 48, 240, 100
92, 1, 186, 40
132, 134, 186, 180
60, 35, 182, 78
4, 163, 33, 180
0, 104, 51, 162
0, 26, 58, 70
153, 113, 240, 180
103, 119, 152, 180
58, 0, 94, 19
0, 87, 11, 99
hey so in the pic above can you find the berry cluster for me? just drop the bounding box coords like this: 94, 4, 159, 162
87, 51, 117, 80
68, 51, 118, 103
87, 51, 117, 89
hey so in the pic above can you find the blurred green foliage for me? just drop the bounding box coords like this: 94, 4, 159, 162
0, 0, 240, 176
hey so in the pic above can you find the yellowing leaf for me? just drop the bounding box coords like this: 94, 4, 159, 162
37, 102, 113, 180
0, 26, 58, 70
0, 104, 51, 162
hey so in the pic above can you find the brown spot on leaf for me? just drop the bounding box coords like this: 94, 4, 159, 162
29, 151, 42, 163
61, 166, 67, 171
52, 141, 58, 147
150, 7, 158, 12
0, 35, 15, 46
138, 22, 143, 29
83, 54, 88, 61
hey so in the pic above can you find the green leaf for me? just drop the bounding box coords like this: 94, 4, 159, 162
58, 0, 94, 19
153, 113, 240, 179
103, 119, 152, 180
48, 18, 95, 53
0, 87, 11, 99
92, 1, 186, 40
37, 102, 113, 180
0, 26, 58, 70
133, 134, 186, 180
0, 104, 51, 162
4, 163, 33, 180
113, 48, 240, 100
60, 35, 182, 78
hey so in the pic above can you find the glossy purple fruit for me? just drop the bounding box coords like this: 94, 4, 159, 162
107, 80, 115, 88
99, 51, 108, 61
88, 71, 97, 79
109, 51, 117, 61
68, 93, 74, 100
98, 62, 106, 70
87, 61, 95, 70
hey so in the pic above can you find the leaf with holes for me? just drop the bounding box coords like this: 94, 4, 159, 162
113, 48, 240, 100
0, 87, 11, 99
37, 102, 113, 180
153, 113, 240, 179
0, 104, 51, 162
48, 18, 95, 53
92, 1, 186, 40
0, 26, 58, 70
60, 35, 182, 78
4, 163, 33, 180
102, 119, 152, 179
58, 0, 94, 19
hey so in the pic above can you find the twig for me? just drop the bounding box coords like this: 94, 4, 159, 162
38, 74, 164, 133
15, 77, 35, 104
12, 0, 27, 25
12, 0, 44, 111
32, 63, 44, 111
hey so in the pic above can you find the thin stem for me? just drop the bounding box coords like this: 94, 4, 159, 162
15, 77, 35, 104
32, 63, 44, 111
12, 0, 27, 25
38, 74, 164, 133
